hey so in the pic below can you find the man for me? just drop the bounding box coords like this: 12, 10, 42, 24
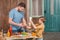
9, 2, 27, 33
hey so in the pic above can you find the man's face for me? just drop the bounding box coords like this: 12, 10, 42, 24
18, 6, 25, 12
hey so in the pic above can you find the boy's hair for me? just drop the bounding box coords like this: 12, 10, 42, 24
39, 16, 45, 19
39, 16, 45, 22
18, 2, 26, 8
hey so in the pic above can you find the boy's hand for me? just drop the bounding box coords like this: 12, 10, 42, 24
26, 26, 31, 29
34, 27, 37, 29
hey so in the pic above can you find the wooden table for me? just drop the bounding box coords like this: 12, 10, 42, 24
5, 35, 37, 40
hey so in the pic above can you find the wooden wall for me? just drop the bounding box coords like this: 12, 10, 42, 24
0, 0, 27, 32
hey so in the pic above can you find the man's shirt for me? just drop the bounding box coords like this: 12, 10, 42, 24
9, 8, 24, 32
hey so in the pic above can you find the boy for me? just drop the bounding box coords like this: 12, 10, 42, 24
30, 16, 45, 40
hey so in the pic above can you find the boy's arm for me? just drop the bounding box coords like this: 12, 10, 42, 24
30, 20, 37, 29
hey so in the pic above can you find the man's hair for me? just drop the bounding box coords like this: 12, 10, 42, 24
18, 2, 26, 8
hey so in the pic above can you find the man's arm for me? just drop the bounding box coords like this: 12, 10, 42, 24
9, 18, 23, 27
23, 18, 32, 29
22, 18, 27, 26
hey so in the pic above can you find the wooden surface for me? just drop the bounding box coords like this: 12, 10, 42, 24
5, 35, 37, 40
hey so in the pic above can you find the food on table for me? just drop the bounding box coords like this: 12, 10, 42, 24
21, 32, 28, 36
32, 32, 36, 36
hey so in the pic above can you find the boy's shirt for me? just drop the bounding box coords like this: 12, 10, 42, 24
35, 23, 44, 38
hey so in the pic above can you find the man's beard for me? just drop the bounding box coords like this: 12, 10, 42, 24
18, 9, 21, 12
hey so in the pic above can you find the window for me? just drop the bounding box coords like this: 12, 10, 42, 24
29, 0, 44, 17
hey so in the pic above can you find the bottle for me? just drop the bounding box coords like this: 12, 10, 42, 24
29, 17, 32, 26
7, 30, 10, 37
9, 26, 12, 36
28, 22, 31, 26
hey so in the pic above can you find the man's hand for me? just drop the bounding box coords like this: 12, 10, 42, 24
18, 23, 24, 27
